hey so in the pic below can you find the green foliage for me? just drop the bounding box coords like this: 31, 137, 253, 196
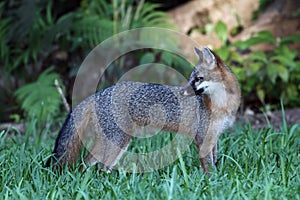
140, 52, 155, 64
215, 20, 228, 45
234, 31, 275, 50
214, 21, 300, 108
1, 0, 174, 122
1, 1, 73, 72
14, 68, 64, 124
0, 2, 10, 67
292, 8, 300, 17
72, 0, 172, 50
133, 49, 192, 84
0, 1, 75, 121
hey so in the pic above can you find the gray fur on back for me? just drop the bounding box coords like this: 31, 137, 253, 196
75, 81, 210, 149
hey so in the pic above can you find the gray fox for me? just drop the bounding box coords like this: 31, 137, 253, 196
45, 47, 241, 175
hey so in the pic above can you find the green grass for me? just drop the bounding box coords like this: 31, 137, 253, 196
0, 119, 299, 199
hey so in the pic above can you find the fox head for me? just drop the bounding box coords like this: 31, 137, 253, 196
181, 47, 232, 97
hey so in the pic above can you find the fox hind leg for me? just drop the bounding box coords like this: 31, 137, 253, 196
84, 133, 131, 172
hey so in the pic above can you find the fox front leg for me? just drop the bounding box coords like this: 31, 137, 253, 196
212, 143, 218, 165
199, 148, 217, 176
195, 134, 214, 175
196, 128, 220, 175
200, 154, 212, 176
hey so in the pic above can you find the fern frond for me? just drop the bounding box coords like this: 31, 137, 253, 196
8, 0, 37, 43
15, 68, 64, 123
71, 1, 174, 49
74, 15, 114, 47
131, 3, 174, 29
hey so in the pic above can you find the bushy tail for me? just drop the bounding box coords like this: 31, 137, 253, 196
45, 102, 91, 169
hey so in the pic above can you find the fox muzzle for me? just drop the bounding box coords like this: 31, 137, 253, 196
180, 81, 204, 96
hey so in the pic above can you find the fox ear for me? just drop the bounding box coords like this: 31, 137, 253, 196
194, 47, 203, 61
202, 47, 216, 70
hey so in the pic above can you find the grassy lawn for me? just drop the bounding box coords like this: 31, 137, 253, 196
0, 117, 299, 199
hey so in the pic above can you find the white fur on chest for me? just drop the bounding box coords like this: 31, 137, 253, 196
197, 81, 228, 108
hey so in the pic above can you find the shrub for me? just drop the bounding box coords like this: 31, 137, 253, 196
1, 0, 174, 123
14, 68, 64, 124
213, 21, 300, 109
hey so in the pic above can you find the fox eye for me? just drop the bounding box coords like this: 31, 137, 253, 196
195, 77, 204, 82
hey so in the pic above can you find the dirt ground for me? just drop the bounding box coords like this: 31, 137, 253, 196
238, 108, 300, 130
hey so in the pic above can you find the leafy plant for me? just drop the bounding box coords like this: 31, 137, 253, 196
1, 1, 73, 72
14, 68, 64, 124
72, 0, 182, 89
1, 0, 175, 122
234, 31, 275, 50
215, 20, 228, 45
0, 2, 10, 69
0, 0, 74, 119
213, 21, 300, 109
71, 0, 172, 51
